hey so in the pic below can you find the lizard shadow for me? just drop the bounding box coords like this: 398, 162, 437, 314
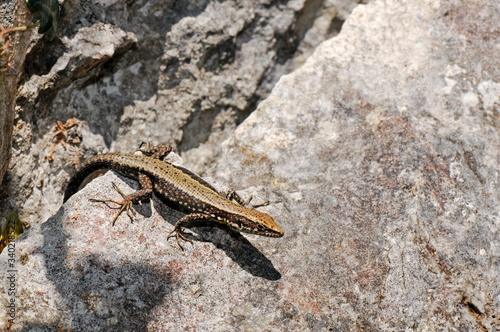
95, 173, 282, 281
152, 196, 282, 281
193, 228, 282, 281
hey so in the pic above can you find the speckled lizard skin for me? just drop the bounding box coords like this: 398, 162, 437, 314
64, 143, 284, 249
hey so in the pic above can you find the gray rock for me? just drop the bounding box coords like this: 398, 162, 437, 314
212, 0, 500, 329
3, 0, 498, 330
2, 21, 137, 224
19, 23, 137, 111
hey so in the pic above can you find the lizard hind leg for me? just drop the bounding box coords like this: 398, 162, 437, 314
89, 182, 138, 226
90, 173, 154, 226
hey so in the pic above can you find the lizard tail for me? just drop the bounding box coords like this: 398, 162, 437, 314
63, 155, 115, 202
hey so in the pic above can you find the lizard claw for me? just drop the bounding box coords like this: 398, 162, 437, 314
89, 197, 135, 225
89, 182, 136, 225
167, 227, 193, 251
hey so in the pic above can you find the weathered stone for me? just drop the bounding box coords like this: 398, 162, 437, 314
19, 23, 137, 111
4, 0, 497, 330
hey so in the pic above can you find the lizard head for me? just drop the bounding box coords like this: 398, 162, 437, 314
236, 209, 284, 238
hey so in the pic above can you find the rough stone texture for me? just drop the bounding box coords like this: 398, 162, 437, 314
213, 0, 500, 329
19, 23, 137, 111
0, 0, 362, 227
4, 22, 137, 224
2, 0, 499, 330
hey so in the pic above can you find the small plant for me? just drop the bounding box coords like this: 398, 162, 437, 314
25, 0, 60, 40
0, 213, 24, 254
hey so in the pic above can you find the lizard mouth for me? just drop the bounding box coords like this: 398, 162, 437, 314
241, 224, 284, 238
268, 228, 285, 237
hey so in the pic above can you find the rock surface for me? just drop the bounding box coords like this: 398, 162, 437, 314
1, 0, 500, 330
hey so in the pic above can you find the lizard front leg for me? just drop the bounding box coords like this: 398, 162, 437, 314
167, 213, 216, 250
226, 191, 269, 208
136, 142, 172, 160
90, 173, 153, 225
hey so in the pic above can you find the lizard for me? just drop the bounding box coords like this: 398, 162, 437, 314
63, 143, 284, 249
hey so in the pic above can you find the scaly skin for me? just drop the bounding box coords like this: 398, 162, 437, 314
64, 143, 284, 249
